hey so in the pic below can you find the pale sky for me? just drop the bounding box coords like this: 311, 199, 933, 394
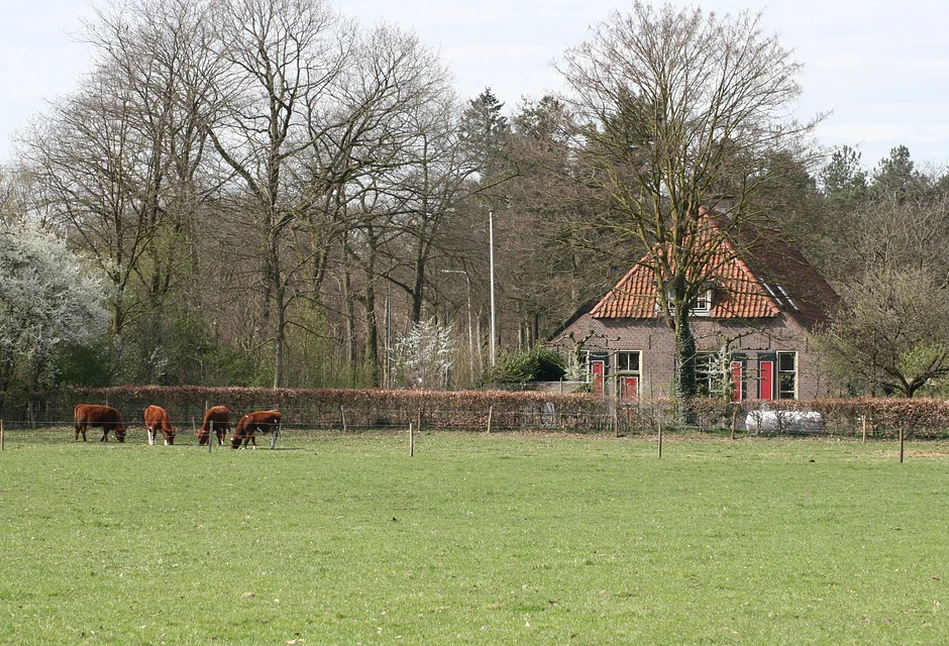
3, 0, 949, 173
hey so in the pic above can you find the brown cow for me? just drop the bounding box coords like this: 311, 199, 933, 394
231, 409, 282, 450
144, 405, 176, 446
198, 405, 231, 446
74, 404, 127, 442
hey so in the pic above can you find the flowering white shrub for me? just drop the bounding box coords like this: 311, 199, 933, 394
0, 220, 108, 387
392, 318, 454, 389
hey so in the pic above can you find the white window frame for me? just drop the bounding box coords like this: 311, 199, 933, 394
655, 287, 714, 316
616, 350, 641, 374
776, 351, 797, 399
692, 289, 713, 316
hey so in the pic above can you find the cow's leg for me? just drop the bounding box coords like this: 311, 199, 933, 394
147, 427, 155, 446
270, 427, 278, 450
101, 426, 108, 441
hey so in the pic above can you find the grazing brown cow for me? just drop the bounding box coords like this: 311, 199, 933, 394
74, 404, 127, 442
198, 405, 231, 446
144, 405, 176, 446
231, 409, 282, 450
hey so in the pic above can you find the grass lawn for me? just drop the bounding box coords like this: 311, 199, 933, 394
1, 427, 948, 644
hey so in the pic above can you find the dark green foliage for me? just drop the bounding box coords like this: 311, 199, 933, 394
53, 340, 113, 387
488, 346, 567, 383
820, 145, 869, 202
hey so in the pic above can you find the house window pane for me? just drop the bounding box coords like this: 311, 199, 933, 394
617, 351, 640, 373
778, 352, 795, 372
695, 352, 716, 396
693, 289, 713, 314
777, 351, 797, 399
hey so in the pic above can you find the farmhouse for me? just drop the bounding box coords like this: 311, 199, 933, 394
554, 209, 840, 402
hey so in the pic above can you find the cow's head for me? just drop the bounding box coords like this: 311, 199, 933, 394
230, 433, 243, 450
116, 425, 127, 442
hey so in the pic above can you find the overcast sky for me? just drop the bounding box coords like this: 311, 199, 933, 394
3, 0, 949, 172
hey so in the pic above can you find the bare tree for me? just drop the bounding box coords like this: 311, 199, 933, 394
293, 23, 455, 385
820, 267, 949, 398
205, 0, 352, 388
558, 2, 818, 417
21, 0, 219, 382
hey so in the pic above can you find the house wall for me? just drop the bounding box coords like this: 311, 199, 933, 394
557, 313, 829, 401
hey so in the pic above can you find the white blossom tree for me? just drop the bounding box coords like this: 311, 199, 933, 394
0, 220, 108, 388
392, 318, 454, 389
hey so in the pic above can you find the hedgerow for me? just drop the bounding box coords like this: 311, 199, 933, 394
4, 387, 949, 438
3, 386, 611, 433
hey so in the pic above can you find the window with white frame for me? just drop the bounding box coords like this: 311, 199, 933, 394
616, 351, 640, 374
777, 351, 797, 399
694, 352, 718, 397
692, 289, 713, 315
655, 287, 714, 316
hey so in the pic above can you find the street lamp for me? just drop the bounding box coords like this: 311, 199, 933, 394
441, 269, 475, 381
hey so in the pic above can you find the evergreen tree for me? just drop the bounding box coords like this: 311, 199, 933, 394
820, 145, 869, 203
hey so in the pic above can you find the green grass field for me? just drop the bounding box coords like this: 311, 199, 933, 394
1, 428, 948, 645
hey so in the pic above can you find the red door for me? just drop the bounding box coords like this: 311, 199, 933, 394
591, 360, 605, 396
758, 360, 774, 400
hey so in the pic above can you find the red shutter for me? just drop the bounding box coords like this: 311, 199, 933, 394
759, 360, 774, 400
591, 360, 605, 396
621, 376, 638, 401
730, 361, 743, 401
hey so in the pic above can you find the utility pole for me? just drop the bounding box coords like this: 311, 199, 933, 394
489, 210, 497, 366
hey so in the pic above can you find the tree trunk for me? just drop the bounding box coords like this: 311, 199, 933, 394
672, 305, 698, 425
273, 279, 286, 389
363, 240, 381, 387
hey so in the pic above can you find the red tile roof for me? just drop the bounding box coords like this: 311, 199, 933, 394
589, 212, 839, 329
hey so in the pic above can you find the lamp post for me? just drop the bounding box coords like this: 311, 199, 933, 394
441, 269, 475, 382
489, 210, 496, 366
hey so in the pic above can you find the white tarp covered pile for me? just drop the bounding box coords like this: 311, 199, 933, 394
745, 410, 823, 434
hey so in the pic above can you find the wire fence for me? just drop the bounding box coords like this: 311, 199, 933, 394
2, 404, 948, 442
3, 387, 949, 447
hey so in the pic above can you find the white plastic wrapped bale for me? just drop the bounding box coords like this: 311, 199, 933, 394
745, 410, 823, 434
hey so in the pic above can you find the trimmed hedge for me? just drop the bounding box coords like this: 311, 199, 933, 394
4, 387, 949, 438
1, 386, 612, 433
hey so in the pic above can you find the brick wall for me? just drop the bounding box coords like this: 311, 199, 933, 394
556, 312, 830, 401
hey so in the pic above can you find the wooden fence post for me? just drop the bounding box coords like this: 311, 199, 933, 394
417, 409, 422, 435
487, 406, 493, 434
409, 422, 414, 456
1, 420, 4, 452
209, 420, 213, 454
730, 405, 738, 440
340, 406, 347, 433
862, 416, 867, 443
899, 423, 904, 463
657, 419, 663, 458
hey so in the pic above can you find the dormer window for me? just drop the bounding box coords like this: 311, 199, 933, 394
692, 288, 713, 316
655, 282, 715, 316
